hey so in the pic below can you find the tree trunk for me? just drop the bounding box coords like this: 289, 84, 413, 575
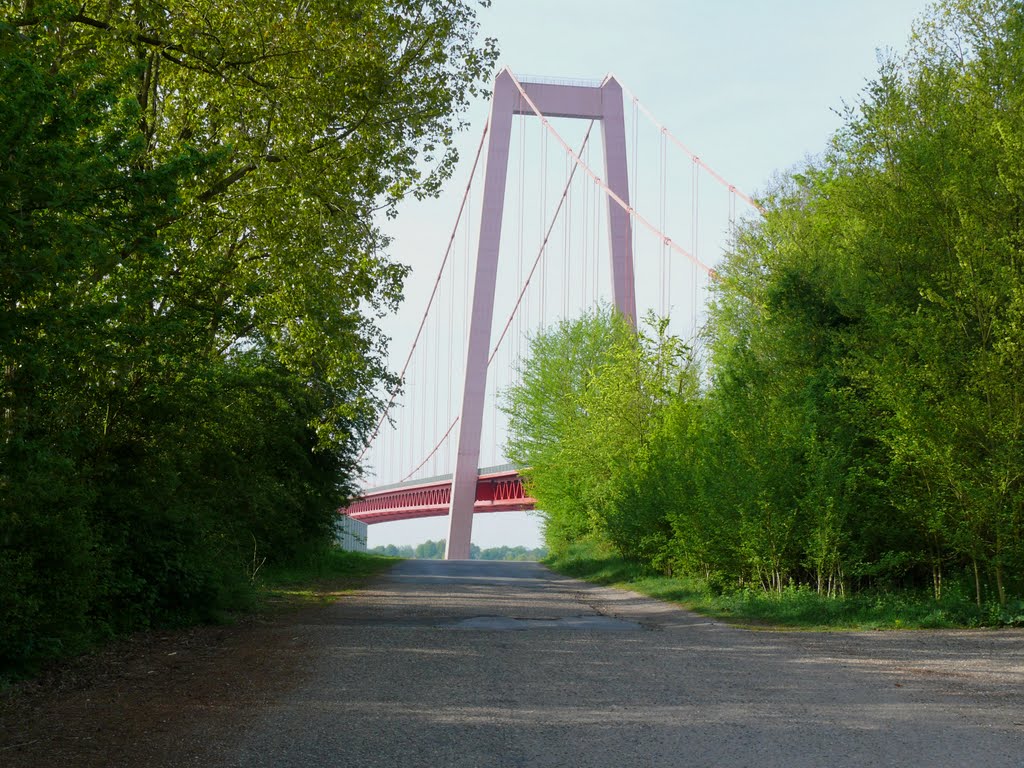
932, 561, 942, 601
972, 556, 982, 607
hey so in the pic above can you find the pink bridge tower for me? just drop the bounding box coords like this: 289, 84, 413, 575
445, 69, 636, 560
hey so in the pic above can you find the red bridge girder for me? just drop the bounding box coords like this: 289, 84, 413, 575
343, 468, 535, 525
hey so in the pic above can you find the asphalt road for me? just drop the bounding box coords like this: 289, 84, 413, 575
227, 560, 1024, 767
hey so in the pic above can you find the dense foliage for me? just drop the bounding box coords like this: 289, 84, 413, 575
1, 0, 495, 674
370, 539, 549, 561
505, 0, 1024, 615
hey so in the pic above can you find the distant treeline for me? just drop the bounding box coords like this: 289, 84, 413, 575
370, 540, 549, 561
504, 1, 1024, 615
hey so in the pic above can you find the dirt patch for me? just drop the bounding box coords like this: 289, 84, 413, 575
0, 601, 333, 767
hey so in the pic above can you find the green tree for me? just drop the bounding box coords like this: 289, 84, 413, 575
503, 306, 693, 558
508, 1, 1024, 610
7, 0, 497, 460
1, 0, 497, 673
413, 539, 445, 559
693, 0, 1024, 602
0, 20, 202, 663
503, 306, 624, 551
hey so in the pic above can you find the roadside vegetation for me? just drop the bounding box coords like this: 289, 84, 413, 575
549, 542, 1023, 630
256, 548, 396, 612
0, 1, 496, 678
508, 0, 1024, 629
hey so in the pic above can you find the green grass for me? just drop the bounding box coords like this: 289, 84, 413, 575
255, 548, 398, 612
546, 543, 1023, 630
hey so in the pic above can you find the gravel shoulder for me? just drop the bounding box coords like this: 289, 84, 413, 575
0, 608, 322, 768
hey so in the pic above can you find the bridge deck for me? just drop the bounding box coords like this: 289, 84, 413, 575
343, 467, 535, 524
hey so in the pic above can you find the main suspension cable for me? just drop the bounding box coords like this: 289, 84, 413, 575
621, 83, 766, 215
506, 71, 717, 278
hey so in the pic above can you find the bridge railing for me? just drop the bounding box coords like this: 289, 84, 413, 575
358, 463, 523, 495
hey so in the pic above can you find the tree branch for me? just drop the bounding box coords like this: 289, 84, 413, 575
68, 13, 186, 54
197, 163, 258, 203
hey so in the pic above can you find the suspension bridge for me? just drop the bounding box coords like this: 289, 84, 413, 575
343, 68, 763, 559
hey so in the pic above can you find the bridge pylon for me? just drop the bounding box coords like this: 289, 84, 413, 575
445, 68, 635, 559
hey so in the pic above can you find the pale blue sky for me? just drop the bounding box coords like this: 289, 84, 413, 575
367, 0, 935, 550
